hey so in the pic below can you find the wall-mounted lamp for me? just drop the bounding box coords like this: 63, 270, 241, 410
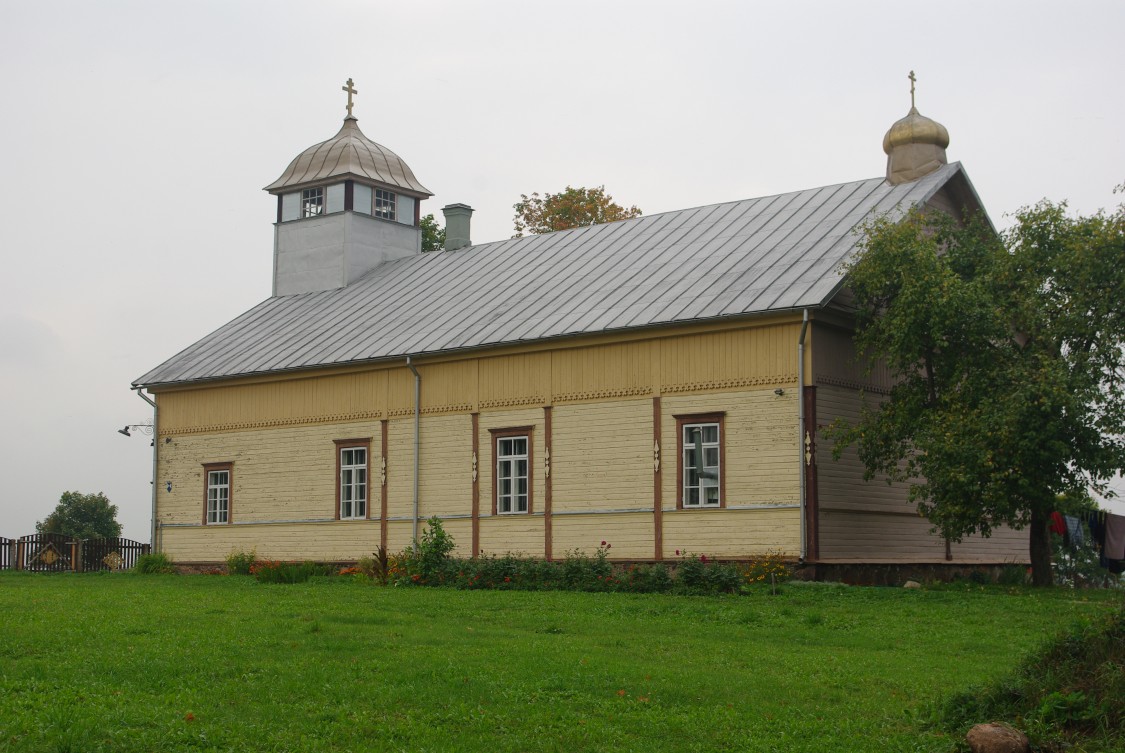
118, 423, 153, 438
165, 481, 173, 493
774, 388, 785, 396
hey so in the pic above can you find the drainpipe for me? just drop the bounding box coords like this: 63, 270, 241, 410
133, 387, 159, 552
797, 309, 810, 563
405, 356, 421, 550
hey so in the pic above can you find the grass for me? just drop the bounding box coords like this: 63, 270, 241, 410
0, 573, 1120, 753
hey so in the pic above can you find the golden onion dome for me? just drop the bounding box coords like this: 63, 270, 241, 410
882, 106, 950, 155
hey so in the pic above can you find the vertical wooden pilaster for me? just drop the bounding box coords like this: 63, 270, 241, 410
380, 420, 389, 553
471, 412, 480, 557
543, 406, 553, 561
653, 396, 663, 561
802, 386, 819, 561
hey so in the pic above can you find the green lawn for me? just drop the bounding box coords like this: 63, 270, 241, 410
0, 573, 1118, 753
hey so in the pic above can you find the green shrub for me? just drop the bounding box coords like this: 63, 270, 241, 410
251, 560, 321, 584
675, 552, 742, 594
133, 552, 177, 574
417, 516, 455, 576
936, 606, 1125, 751
225, 548, 258, 575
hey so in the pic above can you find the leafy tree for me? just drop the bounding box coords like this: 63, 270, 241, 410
830, 198, 1125, 586
420, 213, 445, 253
36, 491, 123, 539
512, 185, 641, 238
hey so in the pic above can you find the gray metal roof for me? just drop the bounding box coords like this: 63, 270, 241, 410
137, 163, 970, 388
263, 117, 432, 197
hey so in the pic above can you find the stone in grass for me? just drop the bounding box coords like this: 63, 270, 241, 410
966, 723, 1030, 753
903, 580, 922, 589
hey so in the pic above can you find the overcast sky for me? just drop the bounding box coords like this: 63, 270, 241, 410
1, 0, 1123, 541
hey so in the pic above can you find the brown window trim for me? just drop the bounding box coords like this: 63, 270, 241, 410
334, 438, 373, 521
202, 462, 234, 525
673, 412, 726, 510
489, 426, 534, 516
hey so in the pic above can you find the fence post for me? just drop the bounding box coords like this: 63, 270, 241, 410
72, 540, 81, 573
15, 540, 24, 571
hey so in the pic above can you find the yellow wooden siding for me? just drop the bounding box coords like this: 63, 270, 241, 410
157, 422, 382, 526
552, 512, 653, 559
478, 515, 544, 556
386, 419, 413, 519
477, 408, 544, 515
155, 318, 804, 436
662, 508, 800, 558
162, 520, 382, 563
415, 414, 473, 518
479, 352, 550, 409
661, 391, 800, 508
159, 371, 388, 434
552, 341, 652, 402
386, 520, 414, 553
661, 324, 798, 393
551, 401, 652, 513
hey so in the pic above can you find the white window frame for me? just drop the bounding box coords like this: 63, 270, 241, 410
206, 468, 230, 524
339, 446, 368, 520
681, 421, 721, 508
374, 188, 396, 221
495, 434, 529, 515
301, 187, 324, 218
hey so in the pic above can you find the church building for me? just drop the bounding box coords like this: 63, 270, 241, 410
134, 78, 1029, 572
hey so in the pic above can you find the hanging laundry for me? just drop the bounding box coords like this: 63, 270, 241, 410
1064, 515, 1085, 548
1104, 513, 1125, 560
1049, 511, 1066, 535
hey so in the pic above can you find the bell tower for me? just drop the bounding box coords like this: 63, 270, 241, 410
264, 79, 433, 296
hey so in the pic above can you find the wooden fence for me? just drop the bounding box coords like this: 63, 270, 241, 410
0, 534, 150, 572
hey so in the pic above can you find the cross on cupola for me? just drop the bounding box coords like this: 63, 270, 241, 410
342, 77, 358, 117
908, 70, 917, 109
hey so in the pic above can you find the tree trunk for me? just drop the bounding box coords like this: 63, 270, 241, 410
1028, 507, 1054, 587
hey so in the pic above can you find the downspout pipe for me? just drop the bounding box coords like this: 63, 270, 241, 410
797, 309, 810, 563
133, 387, 159, 551
405, 356, 421, 551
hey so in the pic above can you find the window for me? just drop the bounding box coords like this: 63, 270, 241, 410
491, 427, 533, 514
203, 463, 232, 524
374, 188, 396, 221
335, 439, 371, 520
301, 187, 324, 217
676, 414, 725, 508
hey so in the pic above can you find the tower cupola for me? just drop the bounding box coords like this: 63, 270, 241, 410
266, 79, 433, 296
883, 71, 950, 185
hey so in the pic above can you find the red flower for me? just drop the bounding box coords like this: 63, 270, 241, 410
675, 549, 680, 556
504, 576, 511, 582
601, 540, 607, 546
700, 554, 708, 563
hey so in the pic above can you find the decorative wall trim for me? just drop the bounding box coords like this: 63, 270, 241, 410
663, 374, 794, 394
165, 410, 386, 436
816, 375, 892, 395
479, 395, 545, 409
552, 386, 650, 403
388, 403, 474, 418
